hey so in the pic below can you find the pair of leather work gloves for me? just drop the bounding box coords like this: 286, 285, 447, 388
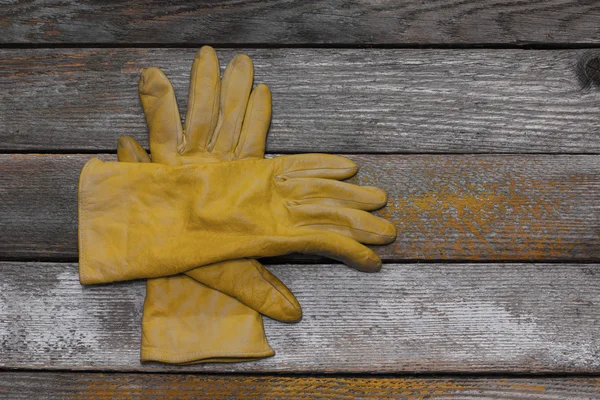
78, 46, 396, 364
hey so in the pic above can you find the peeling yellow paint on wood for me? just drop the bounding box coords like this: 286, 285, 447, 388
350, 155, 599, 260
510, 383, 547, 392
10, 374, 598, 399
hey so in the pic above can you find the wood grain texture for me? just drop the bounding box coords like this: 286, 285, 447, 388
1, 154, 598, 261
2, 48, 600, 153
2, 1, 600, 45
1, 262, 599, 372
2, 373, 600, 400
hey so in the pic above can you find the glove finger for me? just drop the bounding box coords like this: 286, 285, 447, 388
235, 84, 271, 159
183, 46, 221, 152
281, 230, 382, 272
186, 259, 302, 322
209, 54, 254, 155
139, 67, 183, 165
117, 136, 151, 163
290, 204, 396, 245
279, 178, 387, 211
276, 154, 358, 180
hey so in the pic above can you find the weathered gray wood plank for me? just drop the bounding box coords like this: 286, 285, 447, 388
2, 1, 599, 45
1, 262, 599, 372
2, 373, 600, 399
1, 154, 598, 261
1, 49, 600, 153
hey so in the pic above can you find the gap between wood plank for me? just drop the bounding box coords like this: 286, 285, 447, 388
3, 368, 600, 378
2, 43, 600, 50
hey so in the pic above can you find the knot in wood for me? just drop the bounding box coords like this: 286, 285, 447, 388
576, 52, 600, 90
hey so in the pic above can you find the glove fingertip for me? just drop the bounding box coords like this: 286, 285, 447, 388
372, 186, 388, 208
117, 136, 151, 163
139, 67, 170, 96
230, 53, 253, 69
198, 45, 217, 57
356, 251, 382, 272
381, 219, 397, 243
280, 306, 303, 323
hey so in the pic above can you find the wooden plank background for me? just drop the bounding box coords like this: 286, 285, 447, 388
2, 262, 599, 373
1, 0, 599, 45
2, 49, 600, 153
1, 154, 598, 261
1, 1, 599, 398
2, 373, 600, 399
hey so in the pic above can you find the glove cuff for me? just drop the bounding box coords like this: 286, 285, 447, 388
140, 276, 275, 364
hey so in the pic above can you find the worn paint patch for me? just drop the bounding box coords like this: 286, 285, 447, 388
0, 264, 144, 367
352, 156, 598, 260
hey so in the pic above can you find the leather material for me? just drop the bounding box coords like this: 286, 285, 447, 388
120, 47, 300, 364
78, 154, 396, 283
118, 47, 301, 322
78, 47, 396, 364
140, 274, 275, 364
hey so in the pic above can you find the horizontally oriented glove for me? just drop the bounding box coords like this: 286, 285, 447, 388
78, 152, 395, 282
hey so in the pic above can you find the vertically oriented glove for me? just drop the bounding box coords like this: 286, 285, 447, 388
117, 47, 302, 363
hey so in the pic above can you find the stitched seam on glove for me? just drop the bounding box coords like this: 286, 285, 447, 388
297, 223, 396, 240
293, 197, 384, 206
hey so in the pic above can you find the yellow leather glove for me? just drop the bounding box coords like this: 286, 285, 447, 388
77, 47, 396, 362
78, 153, 395, 282
118, 47, 301, 363
139, 269, 276, 363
